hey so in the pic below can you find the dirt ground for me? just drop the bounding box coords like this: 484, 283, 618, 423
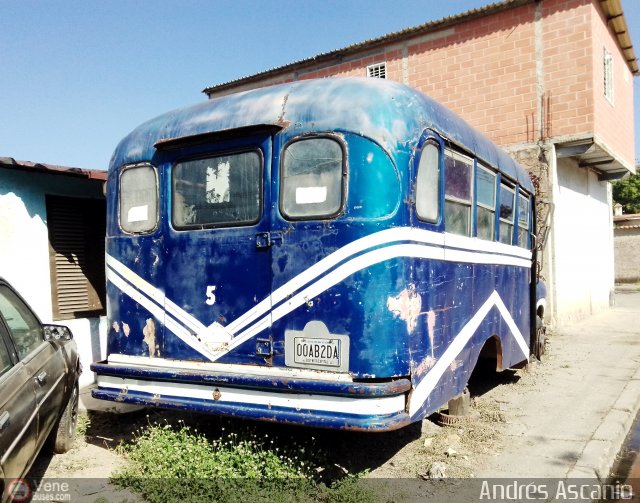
28, 355, 543, 501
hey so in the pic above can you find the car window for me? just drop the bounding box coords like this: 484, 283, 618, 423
0, 285, 43, 360
0, 335, 13, 377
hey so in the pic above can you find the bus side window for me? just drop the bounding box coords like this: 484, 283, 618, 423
415, 142, 440, 222
499, 183, 515, 245
119, 164, 159, 234
476, 165, 496, 240
444, 149, 473, 236
281, 137, 345, 220
517, 191, 531, 248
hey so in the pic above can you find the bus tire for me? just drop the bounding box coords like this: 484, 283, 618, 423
52, 381, 79, 453
533, 315, 546, 360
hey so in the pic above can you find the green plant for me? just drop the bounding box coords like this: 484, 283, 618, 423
112, 421, 374, 503
76, 412, 91, 438
613, 172, 640, 214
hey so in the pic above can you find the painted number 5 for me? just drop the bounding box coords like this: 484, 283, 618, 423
205, 286, 217, 305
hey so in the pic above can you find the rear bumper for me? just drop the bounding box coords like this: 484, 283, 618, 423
90, 360, 411, 431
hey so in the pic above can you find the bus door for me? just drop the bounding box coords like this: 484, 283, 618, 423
163, 134, 274, 365
268, 135, 350, 373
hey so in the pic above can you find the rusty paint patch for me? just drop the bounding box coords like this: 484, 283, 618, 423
143, 318, 158, 357
112, 321, 120, 333
212, 388, 221, 401
387, 285, 422, 333
122, 322, 130, 337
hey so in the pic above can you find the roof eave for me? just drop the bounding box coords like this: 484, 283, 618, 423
202, 0, 535, 96
0, 157, 107, 181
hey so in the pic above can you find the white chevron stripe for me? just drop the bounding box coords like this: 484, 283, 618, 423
408, 290, 529, 417
106, 266, 219, 360
106, 227, 533, 363
224, 227, 530, 335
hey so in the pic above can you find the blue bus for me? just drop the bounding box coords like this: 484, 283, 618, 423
91, 77, 545, 431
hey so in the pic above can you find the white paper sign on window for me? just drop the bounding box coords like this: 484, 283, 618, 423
295, 186, 327, 205
127, 205, 149, 223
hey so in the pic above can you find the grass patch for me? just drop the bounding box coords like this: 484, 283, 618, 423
112, 421, 375, 503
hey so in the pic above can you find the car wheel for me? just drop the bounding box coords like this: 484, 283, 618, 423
53, 381, 79, 454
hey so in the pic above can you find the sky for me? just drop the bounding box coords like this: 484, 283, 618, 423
1, 0, 639, 171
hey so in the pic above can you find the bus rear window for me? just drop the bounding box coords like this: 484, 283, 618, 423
281, 137, 344, 219
119, 164, 158, 234
172, 151, 262, 228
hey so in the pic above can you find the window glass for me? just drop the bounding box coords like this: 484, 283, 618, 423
476, 166, 496, 241
120, 165, 158, 233
416, 143, 440, 221
281, 138, 344, 219
499, 184, 515, 245
517, 192, 531, 248
0, 337, 12, 377
0, 286, 42, 360
444, 149, 473, 236
173, 151, 262, 228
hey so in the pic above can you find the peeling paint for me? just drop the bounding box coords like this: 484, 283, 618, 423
122, 322, 130, 337
142, 318, 158, 357
112, 321, 120, 333
387, 285, 422, 333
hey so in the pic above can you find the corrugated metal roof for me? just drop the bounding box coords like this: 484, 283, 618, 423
0, 157, 107, 181
203, 0, 638, 95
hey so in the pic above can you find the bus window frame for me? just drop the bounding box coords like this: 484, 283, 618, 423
171, 147, 265, 231
279, 134, 348, 222
118, 162, 160, 235
414, 139, 441, 224
498, 181, 516, 245
517, 189, 532, 249
444, 147, 474, 237
475, 163, 497, 241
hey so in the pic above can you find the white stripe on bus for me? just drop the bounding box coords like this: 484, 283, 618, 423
96, 375, 406, 416
408, 290, 529, 417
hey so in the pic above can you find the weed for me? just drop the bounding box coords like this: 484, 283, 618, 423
112, 421, 375, 503
76, 413, 91, 438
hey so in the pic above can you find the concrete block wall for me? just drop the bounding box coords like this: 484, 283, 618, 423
614, 228, 640, 283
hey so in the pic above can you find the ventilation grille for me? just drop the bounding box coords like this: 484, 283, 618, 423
367, 62, 387, 79
46, 195, 106, 320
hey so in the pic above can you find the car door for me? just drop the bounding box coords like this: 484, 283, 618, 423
0, 313, 37, 479
0, 284, 66, 458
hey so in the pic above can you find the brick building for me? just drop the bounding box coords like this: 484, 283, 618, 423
203, 0, 637, 325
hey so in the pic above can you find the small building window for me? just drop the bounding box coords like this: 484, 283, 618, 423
281, 137, 345, 220
415, 142, 440, 222
46, 195, 106, 320
367, 62, 387, 79
173, 150, 262, 228
476, 165, 496, 241
119, 164, 158, 234
604, 47, 614, 104
498, 184, 515, 245
444, 149, 473, 236
517, 191, 531, 249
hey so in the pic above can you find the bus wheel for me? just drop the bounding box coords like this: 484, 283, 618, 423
533, 315, 546, 360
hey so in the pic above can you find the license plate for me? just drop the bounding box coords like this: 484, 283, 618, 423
293, 337, 341, 367
284, 326, 349, 372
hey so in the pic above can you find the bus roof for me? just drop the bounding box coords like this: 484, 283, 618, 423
111, 77, 534, 192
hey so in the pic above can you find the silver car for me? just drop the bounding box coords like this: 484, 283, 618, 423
0, 278, 81, 496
